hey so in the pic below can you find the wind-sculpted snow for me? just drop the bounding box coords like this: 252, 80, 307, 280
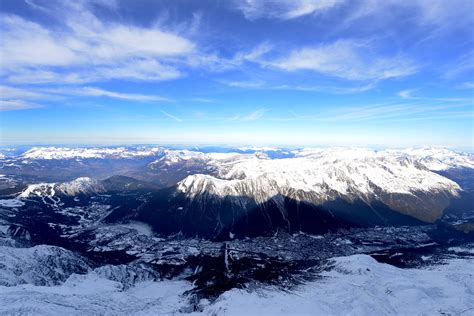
202, 254, 474, 316
0, 198, 25, 208
22, 146, 163, 159
0, 245, 90, 286
0, 253, 472, 315
177, 148, 462, 222
93, 263, 161, 289
0, 274, 193, 315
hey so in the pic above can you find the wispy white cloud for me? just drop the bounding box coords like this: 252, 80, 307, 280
286, 100, 473, 123
235, 0, 474, 32
459, 82, 474, 89
5, 60, 183, 84
96, 60, 183, 82
232, 43, 273, 64
235, 0, 342, 20
0, 85, 169, 110
241, 108, 266, 121
186, 98, 215, 103
397, 89, 470, 102
281, 83, 376, 94
223, 80, 266, 89
267, 40, 417, 81
346, 0, 474, 27
226, 108, 267, 122
388, 111, 474, 122
0, 85, 46, 99
397, 89, 418, 99
0, 85, 47, 111
442, 51, 474, 80
5, 10, 194, 65
161, 110, 183, 122
5, 70, 95, 85
62, 87, 169, 102
186, 43, 273, 73
222, 80, 376, 94
0, 100, 41, 111
0, 1, 194, 84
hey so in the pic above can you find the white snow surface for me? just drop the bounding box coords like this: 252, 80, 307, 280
177, 148, 462, 203
0, 253, 472, 315
201, 254, 474, 316
0, 198, 25, 208
0, 276, 192, 315
22, 147, 162, 159
0, 245, 90, 286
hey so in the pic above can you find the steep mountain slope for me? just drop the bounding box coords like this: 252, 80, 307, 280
176, 148, 461, 223
16, 175, 160, 200
19, 177, 105, 199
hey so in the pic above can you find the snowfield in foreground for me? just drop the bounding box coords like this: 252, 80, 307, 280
0, 253, 472, 315
205, 255, 474, 316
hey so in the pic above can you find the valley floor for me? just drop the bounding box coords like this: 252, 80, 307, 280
1, 251, 473, 316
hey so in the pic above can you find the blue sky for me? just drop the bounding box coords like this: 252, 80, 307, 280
0, 0, 473, 148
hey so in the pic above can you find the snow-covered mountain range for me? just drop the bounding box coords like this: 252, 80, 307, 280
177, 148, 461, 198
383, 147, 474, 171
170, 148, 467, 222
9, 146, 472, 170
20, 146, 163, 160
4, 147, 473, 227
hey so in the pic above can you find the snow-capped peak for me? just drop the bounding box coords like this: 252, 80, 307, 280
150, 149, 261, 168
154, 150, 210, 166
19, 177, 104, 198
57, 177, 103, 196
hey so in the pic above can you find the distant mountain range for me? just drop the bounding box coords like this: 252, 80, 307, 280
1, 146, 473, 239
